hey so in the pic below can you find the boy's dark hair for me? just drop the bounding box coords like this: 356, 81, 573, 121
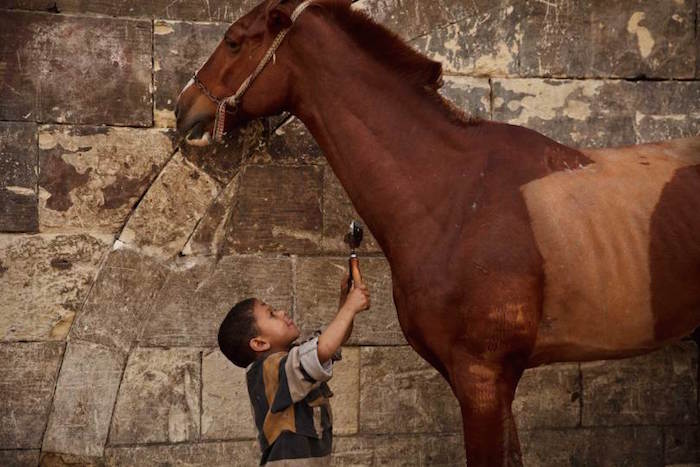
218, 298, 259, 368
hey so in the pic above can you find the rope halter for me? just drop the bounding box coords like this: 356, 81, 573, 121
192, 0, 317, 143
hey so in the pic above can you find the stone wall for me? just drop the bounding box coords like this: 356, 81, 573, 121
0, 0, 698, 465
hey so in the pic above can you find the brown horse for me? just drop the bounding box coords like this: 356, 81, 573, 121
175, 0, 700, 464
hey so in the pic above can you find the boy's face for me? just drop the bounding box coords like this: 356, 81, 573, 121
251, 300, 300, 353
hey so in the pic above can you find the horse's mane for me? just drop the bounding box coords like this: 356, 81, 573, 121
318, 2, 481, 126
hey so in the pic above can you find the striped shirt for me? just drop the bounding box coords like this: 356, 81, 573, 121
246, 336, 339, 466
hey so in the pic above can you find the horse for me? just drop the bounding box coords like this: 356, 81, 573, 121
174, 0, 700, 464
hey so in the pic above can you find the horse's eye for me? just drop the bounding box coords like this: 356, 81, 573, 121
225, 38, 241, 52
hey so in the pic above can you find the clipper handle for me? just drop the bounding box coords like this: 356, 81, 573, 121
348, 253, 361, 290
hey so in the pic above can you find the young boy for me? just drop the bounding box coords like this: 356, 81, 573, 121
218, 272, 371, 466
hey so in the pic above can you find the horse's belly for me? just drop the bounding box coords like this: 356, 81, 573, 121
523, 137, 700, 365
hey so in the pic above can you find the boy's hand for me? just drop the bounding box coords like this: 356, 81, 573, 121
343, 282, 371, 314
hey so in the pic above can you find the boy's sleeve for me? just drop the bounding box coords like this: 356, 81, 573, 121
270, 337, 333, 413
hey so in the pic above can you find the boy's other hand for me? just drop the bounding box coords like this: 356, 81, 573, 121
343, 282, 371, 314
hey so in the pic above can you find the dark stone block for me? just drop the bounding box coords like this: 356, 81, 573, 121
224, 165, 323, 254
1, 0, 259, 21
0, 342, 64, 448
0, 122, 38, 232
664, 425, 700, 465
518, 0, 696, 79
493, 79, 700, 148
153, 20, 228, 129
521, 426, 664, 467
581, 343, 698, 426
0, 11, 152, 126
0, 450, 41, 467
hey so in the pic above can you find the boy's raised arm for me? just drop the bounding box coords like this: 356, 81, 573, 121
317, 281, 370, 364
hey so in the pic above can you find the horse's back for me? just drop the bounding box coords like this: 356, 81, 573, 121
523, 135, 700, 366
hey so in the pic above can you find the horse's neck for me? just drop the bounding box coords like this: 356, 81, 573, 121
286, 14, 478, 262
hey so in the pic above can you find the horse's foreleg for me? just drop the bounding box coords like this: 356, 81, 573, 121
449, 354, 523, 467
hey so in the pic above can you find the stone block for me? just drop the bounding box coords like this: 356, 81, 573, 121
70, 247, 169, 353
359, 346, 461, 434
39, 452, 105, 467
252, 117, 324, 165
493, 79, 700, 148
513, 363, 580, 431
0, 0, 259, 22
43, 340, 125, 458
201, 349, 256, 440
321, 166, 381, 254
179, 122, 264, 185
0, 342, 64, 448
153, 20, 228, 129
581, 342, 698, 426
358, 0, 521, 76
182, 177, 239, 257
109, 348, 201, 445
329, 347, 360, 436
634, 112, 700, 144
105, 441, 259, 467
0, 450, 41, 467
0, 122, 38, 232
439, 76, 492, 121
665, 425, 700, 465
520, 426, 664, 467
295, 257, 405, 346
332, 433, 465, 466
38, 126, 173, 233
0, 11, 151, 125
223, 165, 323, 254
119, 154, 220, 259
0, 233, 110, 341
138, 255, 293, 347
517, 0, 696, 79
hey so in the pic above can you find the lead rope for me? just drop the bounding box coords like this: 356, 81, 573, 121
213, 0, 317, 142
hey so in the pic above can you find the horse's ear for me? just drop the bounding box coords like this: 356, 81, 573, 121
266, 0, 293, 33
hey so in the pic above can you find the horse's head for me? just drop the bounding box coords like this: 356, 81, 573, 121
175, 0, 345, 146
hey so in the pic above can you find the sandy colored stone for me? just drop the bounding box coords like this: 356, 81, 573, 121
0, 342, 64, 448
38, 126, 173, 233
0, 233, 111, 341
581, 342, 698, 426
332, 433, 466, 466
0, 11, 151, 125
0, 450, 41, 467
43, 340, 125, 458
296, 257, 405, 346
329, 347, 360, 436
321, 166, 381, 254
513, 363, 581, 431
0, 122, 38, 233
119, 154, 220, 259
521, 426, 664, 467
139, 255, 293, 347
493, 79, 700, 148
223, 165, 323, 254
70, 246, 169, 353
109, 348, 200, 445
360, 346, 460, 434
201, 349, 256, 441
105, 441, 259, 467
